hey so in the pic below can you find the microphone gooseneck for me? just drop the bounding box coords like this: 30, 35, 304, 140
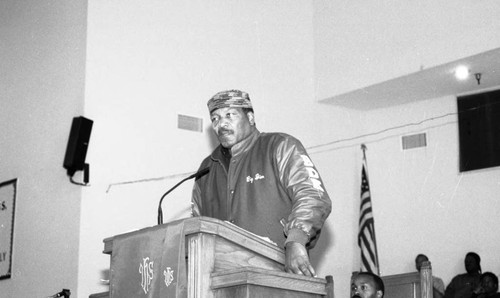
157, 167, 209, 225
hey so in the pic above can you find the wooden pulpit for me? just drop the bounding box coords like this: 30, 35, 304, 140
90, 217, 333, 298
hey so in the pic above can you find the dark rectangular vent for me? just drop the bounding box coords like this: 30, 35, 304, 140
402, 133, 427, 150
178, 114, 203, 132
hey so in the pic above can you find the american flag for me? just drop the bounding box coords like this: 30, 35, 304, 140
358, 150, 380, 275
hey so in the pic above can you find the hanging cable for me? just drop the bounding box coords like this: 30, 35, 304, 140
306, 112, 457, 152
306, 100, 500, 153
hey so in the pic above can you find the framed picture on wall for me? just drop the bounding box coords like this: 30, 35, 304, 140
0, 178, 17, 280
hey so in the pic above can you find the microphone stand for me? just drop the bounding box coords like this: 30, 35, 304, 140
157, 168, 209, 225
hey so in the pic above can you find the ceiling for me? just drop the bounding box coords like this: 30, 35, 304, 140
319, 47, 500, 110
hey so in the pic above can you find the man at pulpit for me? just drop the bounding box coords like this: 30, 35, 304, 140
191, 89, 332, 278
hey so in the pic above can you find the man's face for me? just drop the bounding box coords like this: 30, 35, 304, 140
480, 275, 497, 294
351, 275, 382, 298
415, 255, 428, 272
210, 107, 255, 149
465, 255, 478, 274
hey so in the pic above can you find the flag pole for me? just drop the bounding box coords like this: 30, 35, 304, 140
361, 143, 367, 164
361, 144, 369, 184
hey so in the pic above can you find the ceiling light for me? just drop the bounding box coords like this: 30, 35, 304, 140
455, 65, 470, 80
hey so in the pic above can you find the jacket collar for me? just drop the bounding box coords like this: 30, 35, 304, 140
211, 128, 260, 160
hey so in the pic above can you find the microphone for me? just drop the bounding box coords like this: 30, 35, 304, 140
157, 167, 209, 225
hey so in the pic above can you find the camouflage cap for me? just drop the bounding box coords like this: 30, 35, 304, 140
207, 89, 252, 113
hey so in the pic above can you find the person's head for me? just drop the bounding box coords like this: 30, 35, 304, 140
351, 272, 384, 298
465, 252, 482, 275
479, 272, 499, 295
207, 90, 256, 149
415, 254, 429, 272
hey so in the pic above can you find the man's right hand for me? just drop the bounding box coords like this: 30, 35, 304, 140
284, 242, 316, 277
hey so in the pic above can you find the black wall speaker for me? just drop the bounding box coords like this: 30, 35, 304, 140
63, 116, 93, 176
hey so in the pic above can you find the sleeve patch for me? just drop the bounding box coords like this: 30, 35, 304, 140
301, 155, 325, 192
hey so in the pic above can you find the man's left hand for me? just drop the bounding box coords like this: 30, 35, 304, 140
285, 242, 316, 277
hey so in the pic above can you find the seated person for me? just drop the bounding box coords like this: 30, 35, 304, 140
416, 254, 445, 298
351, 271, 385, 298
472, 272, 500, 298
444, 252, 482, 298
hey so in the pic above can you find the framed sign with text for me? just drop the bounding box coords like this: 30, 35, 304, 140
0, 178, 16, 280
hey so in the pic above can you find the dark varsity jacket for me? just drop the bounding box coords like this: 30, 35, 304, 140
191, 129, 331, 249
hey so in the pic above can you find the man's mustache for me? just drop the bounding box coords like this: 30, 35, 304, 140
218, 128, 233, 135
352, 295, 362, 298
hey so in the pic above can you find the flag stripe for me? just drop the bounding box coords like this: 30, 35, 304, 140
358, 156, 380, 275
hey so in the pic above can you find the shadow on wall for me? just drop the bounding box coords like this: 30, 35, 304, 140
310, 222, 334, 275
205, 123, 220, 150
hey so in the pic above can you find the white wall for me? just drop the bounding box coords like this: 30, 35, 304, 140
309, 93, 500, 298
362, 95, 500, 280
2, 1, 499, 298
80, 1, 352, 297
314, 0, 500, 99
307, 89, 500, 298
0, 1, 87, 297
314, 1, 500, 297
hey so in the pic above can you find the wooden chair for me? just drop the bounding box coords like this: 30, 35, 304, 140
380, 261, 433, 298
